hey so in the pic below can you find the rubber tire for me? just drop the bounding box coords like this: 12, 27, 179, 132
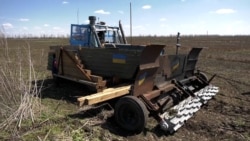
197, 72, 208, 82
115, 96, 148, 133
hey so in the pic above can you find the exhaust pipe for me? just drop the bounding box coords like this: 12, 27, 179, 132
88, 16, 101, 47
89, 16, 96, 26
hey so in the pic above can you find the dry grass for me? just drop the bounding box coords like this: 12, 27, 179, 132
0, 32, 42, 135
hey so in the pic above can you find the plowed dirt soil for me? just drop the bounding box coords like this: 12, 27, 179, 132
1, 36, 249, 141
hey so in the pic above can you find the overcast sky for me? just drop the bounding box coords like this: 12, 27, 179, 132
0, 0, 250, 37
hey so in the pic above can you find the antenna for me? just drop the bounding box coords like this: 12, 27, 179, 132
176, 32, 181, 55
77, 8, 79, 24
130, 2, 132, 44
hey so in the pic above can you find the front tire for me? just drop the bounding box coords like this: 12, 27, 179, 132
114, 96, 148, 133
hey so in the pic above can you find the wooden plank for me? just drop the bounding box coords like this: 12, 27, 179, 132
85, 69, 91, 76
96, 80, 107, 92
54, 74, 97, 88
90, 75, 103, 82
78, 85, 131, 106
62, 49, 92, 81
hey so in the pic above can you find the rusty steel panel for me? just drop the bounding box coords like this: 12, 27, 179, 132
167, 55, 187, 80
133, 44, 165, 97
185, 48, 203, 77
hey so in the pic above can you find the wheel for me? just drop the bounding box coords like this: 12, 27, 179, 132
115, 96, 149, 133
197, 72, 208, 82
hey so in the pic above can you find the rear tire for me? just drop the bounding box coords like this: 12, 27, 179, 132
115, 96, 148, 133
197, 72, 208, 82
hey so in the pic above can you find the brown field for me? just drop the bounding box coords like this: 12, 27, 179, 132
0, 36, 250, 141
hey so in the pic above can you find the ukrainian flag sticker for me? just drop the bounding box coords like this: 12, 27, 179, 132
172, 59, 180, 73
112, 54, 126, 64
138, 72, 147, 86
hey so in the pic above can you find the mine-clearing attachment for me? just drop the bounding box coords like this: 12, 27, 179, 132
160, 85, 219, 133
113, 45, 219, 133
75, 45, 219, 134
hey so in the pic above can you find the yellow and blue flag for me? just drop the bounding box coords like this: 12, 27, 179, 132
112, 54, 126, 64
